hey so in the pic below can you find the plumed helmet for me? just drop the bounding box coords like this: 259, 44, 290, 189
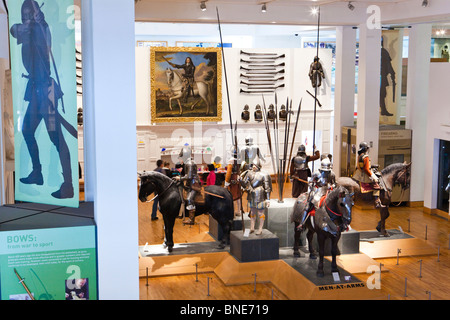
179, 145, 192, 161
358, 141, 369, 153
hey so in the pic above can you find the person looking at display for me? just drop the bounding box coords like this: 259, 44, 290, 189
206, 164, 216, 186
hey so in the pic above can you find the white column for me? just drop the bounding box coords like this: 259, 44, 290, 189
405, 24, 431, 203
356, 24, 381, 162
333, 26, 356, 177
81, 0, 139, 299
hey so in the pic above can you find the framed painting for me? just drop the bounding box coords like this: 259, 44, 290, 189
150, 47, 222, 123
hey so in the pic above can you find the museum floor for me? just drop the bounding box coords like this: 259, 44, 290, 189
137, 182, 450, 300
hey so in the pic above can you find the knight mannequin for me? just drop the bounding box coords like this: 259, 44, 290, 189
177, 145, 201, 225
352, 142, 384, 208
225, 146, 243, 217
240, 158, 272, 235
240, 135, 265, 172
290, 144, 320, 198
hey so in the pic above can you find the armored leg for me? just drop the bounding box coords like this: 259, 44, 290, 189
256, 210, 265, 235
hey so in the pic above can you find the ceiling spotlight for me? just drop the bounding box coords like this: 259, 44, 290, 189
348, 1, 355, 11
422, 0, 428, 7
200, 1, 207, 11
310, 6, 319, 16
261, 3, 267, 13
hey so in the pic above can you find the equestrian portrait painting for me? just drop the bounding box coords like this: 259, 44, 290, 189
150, 47, 222, 123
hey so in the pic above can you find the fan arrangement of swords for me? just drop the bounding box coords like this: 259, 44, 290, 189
240, 50, 286, 94
261, 93, 302, 203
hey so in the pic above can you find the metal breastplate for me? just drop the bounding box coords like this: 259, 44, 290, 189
184, 159, 199, 185
246, 171, 271, 202
293, 155, 308, 171
243, 145, 259, 164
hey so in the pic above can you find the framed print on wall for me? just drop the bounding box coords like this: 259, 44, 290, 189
150, 47, 222, 123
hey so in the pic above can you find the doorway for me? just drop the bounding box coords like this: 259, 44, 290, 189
437, 139, 450, 212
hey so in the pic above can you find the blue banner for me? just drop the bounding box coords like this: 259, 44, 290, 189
9, 0, 79, 207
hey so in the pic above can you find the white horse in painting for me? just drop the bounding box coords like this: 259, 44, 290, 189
165, 68, 214, 115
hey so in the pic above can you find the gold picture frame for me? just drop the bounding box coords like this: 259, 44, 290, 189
150, 47, 222, 123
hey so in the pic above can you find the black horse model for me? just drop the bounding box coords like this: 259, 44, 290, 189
138, 171, 234, 252
337, 162, 411, 237
291, 186, 353, 277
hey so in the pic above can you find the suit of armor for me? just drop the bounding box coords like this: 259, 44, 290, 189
290, 145, 320, 198
225, 147, 243, 217
309, 56, 325, 88
352, 142, 383, 208
178, 146, 200, 225
241, 136, 265, 172
241, 160, 272, 235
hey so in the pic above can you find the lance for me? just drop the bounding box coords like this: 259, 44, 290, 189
261, 95, 277, 177
14, 268, 35, 300
286, 99, 303, 189
306, 90, 322, 107
282, 98, 292, 191
292, 176, 309, 184
233, 121, 245, 232
311, 6, 321, 173
216, 7, 234, 143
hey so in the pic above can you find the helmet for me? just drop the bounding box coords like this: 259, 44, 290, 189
358, 142, 369, 154
320, 157, 332, 171
245, 136, 253, 145
252, 157, 262, 170
297, 144, 306, 156
179, 145, 192, 162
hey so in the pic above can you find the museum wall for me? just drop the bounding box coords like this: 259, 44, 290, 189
424, 62, 450, 210
135, 46, 334, 174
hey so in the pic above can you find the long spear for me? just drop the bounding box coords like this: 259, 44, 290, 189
311, 6, 321, 173
216, 7, 234, 143
261, 95, 277, 177
284, 99, 302, 193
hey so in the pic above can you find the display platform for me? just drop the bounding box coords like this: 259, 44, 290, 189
208, 214, 251, 242
265, 198, 297, 247
229, 229, 279, 262
310, 228, 360, 256
358, 229, 438, 259
0, 202, 97, 300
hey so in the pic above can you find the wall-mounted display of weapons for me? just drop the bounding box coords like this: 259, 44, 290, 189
76, 49, 82, 96
260, 93, 302, 202
240, 50, 286, 94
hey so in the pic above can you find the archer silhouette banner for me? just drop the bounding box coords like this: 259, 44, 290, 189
380, 30, 402, 125
9, 0, 79, 207
150, 47, 222, 123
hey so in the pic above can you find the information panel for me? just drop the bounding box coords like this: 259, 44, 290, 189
0, 226, 97, 300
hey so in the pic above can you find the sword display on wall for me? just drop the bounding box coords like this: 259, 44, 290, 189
242, 69, 285, 75
240, 50, 278, 56
240, 65, 285, 71
242, 76, 285, 82
240, 73, 282, 79
248, 54, 285, 60
240, 83, 285, 90
240, 59, 284, 65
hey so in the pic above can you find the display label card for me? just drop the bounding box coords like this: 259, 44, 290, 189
0, 226, 97, 300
